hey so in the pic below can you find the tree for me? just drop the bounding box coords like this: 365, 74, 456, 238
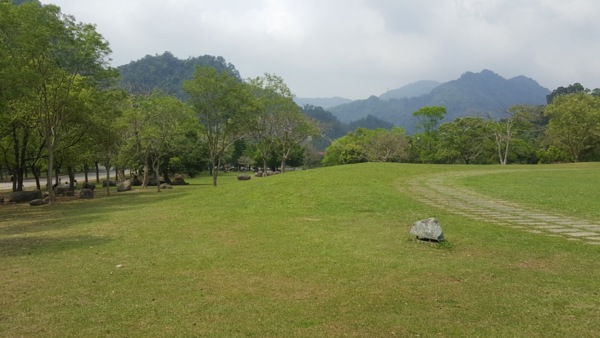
546, 83, 586, 104
0, 1, 44, 191
138, 92, 197, 192
246, 74, 318, 172
436, 117, 493, 164
7, 2, 116, 203
363, 127, 410, 162
544, 92, 600, 162
184, 66, 252, 186
412, 106, 446, 163
84, 88, 129, 196
321, 129, 371, 166
492, 105, 535, 165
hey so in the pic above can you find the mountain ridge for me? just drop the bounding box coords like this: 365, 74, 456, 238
327, 69, 550, 134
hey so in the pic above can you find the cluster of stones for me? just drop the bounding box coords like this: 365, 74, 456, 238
2, 174, 190, 206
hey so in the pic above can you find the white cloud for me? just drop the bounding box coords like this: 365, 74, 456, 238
43, 0, 600, 99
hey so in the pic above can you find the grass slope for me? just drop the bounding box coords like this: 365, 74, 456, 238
1, 163, 599, 337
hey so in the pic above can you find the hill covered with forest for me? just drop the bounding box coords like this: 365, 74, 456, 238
117, 51, 240, 100
117, 52, 394, 150
328, 69, 550, 134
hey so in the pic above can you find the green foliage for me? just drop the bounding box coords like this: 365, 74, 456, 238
322, 127, 409, 166
436, 117, 494, 164
544, 92, 600, 162
546, 82, 586, 104
0, 1, 116, 200
184, 66, 253, 186
118, 51, 240, 100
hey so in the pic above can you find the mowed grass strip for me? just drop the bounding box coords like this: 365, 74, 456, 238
456, 162, 600, 222
1, 163, 599, 337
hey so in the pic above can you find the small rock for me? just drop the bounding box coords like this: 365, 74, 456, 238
29, 199, 47, 206
410, 217, 445, 242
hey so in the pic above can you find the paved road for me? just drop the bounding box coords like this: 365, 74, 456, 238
0, 168, 119, 191
406, 170, 600, 246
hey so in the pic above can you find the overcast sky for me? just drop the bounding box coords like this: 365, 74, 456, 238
42, 0, 600, 100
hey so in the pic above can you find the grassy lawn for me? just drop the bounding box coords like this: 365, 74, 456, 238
1, 163, 599, 337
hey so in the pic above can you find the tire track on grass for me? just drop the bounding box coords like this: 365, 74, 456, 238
406, 170, 600, 246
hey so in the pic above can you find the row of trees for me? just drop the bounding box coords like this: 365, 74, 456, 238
0, 1, 319, 202
322, 89, 600, 166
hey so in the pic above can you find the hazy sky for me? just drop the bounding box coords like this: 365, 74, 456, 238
42, 0, 600, 100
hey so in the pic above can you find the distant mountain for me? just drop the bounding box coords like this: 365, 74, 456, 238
379, 80, 440, 101
117, 51, 240, 100
301, 105, 394, 151
294, 97, 353, 109
328, 70, 550, 134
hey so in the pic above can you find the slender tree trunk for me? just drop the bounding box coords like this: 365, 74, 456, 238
154, 159, 161, 192
95, 161, 100, 183
211, 157, 218, 187
105, 161, 111, 196
83, 162, 89, 182
67, 166, 75, 190
142, 152, 149, 188
280, 157, 287, 173
46, 144, 56, 203
31, 164, 41, 190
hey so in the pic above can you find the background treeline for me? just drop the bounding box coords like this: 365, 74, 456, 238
320, 84, 600, 166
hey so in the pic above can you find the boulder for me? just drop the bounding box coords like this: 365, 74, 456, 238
131, 176, 142, 186
171, 176, 189, 185
102, 180, 116, 187
54, 185, 69, 196
79, 189, 94, 199
117, 180, 132, 192
82, 182, 96, 191
237, 175, 251, 181
159, 183, 173, 190
29, 199, 47, 206
8, 190, 43, 203
410, 217, 445, 242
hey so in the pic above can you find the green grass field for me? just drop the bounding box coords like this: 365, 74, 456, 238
1, 163, 599, 337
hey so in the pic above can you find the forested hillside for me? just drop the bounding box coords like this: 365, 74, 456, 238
329, 70, 550, 134
118, 51, 240, 99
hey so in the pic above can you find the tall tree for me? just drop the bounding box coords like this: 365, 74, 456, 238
136, 92, 197, 192
412, 106, 446, 163
544, 92, 600, 162
363, 127, 410, 162
546, 83, 587, 104
493, 105, 535, 165
247, 74, 318, 172
436, 117, 493, 164
184, 66, 252, 186
8, 2, 116, 203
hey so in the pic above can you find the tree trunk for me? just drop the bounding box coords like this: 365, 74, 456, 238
211, 157, 218, 187
46, 145, 56, 204
31, 165, 41, 190
142, 154, 149, 188
67, 166, 75, 190
83, 162, 89, 182
95, 161, 100, 183
155, 160, 161, 192
280, 157, 287, 173
105, 161, 111, 196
